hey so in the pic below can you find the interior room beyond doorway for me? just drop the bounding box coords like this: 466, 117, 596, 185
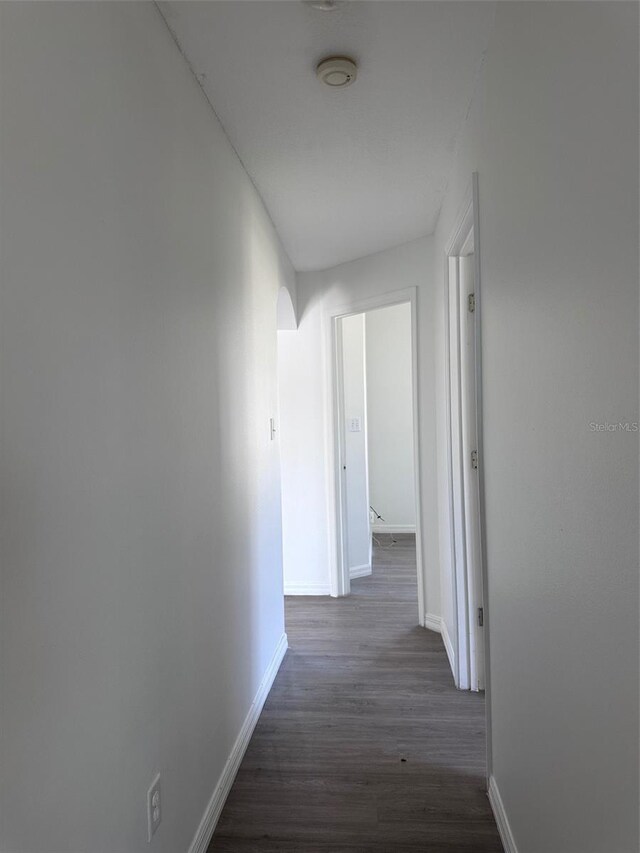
339, 301, 420, 615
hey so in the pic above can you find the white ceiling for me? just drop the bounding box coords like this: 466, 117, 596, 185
159, 1, 496, 271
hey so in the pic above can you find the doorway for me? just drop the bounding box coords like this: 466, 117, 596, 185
328, 289, 425, 625
443, 174, 489, 704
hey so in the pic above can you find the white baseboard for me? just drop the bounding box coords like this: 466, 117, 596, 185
424, 612, 442, 633
372, 523, 416, 534
488, 775, 518, 853
350, 563, 372, 579
188, 633, 288, 853
441, 619, 456, 682
284, 583, 331, 596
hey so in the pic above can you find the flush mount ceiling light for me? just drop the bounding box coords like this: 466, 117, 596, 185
316, 56, 357, 89
307, 0, 339, 10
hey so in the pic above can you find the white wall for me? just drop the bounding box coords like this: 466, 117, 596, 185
278, 305, 332, 595
341, 314, 371, 576
366, 303, 416, 531
278, 237, 438, 616
433, 3, 639, 851
0, 4, 295, 852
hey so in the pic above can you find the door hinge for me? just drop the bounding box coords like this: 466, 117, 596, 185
471, 449, 478, 469
478, 607, 484, 627
468, 293, 475, 313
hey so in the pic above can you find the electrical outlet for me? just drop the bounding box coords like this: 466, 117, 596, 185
147, 774, 161, 842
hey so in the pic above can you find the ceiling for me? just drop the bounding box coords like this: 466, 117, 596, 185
159, 1, 496, 271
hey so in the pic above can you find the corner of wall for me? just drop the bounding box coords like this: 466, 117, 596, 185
188, 634, 288, 853
488, 776, 519, 853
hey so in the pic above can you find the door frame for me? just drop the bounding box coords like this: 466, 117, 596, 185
443, 173, 492, 775
334, 313, 373, 584
325, 287, 426, 626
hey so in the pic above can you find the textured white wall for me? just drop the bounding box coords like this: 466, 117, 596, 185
434, 3, 639, 851
279, 236, 439, 614
341, 314, 371, 574
365, 303, 416, 530
0, 4, 295, 852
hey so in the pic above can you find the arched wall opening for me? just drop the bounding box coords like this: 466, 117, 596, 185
276, 285, 297, 331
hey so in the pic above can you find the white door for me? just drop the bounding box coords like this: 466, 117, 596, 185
459, 254, 485, 691
339, 314, 372, 583
448, 257, 470, 688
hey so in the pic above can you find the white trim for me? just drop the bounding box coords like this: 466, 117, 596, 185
445, 191, 475, 256
188, 633, 288, 853
349, 563, 372, 579
488, 775, 518, 853
472, 171, 493, 776
362, 320, 373, 574
441, 619, 457, 683
327, 311, 348, 598
444, 193, 473, 692
372, 523, 416, 534
424, 613, 442, 633
284, 583, 331, 596
325, 286, 426, 626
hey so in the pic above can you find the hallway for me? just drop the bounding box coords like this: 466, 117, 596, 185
209, 537, 503, 852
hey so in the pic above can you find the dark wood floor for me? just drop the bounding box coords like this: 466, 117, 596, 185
209, 535, 503, 852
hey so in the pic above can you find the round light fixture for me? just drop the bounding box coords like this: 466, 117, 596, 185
307, 0, 338, 10
316, 56, 357, 89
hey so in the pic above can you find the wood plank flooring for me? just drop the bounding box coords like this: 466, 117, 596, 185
209, 535, 503, 852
